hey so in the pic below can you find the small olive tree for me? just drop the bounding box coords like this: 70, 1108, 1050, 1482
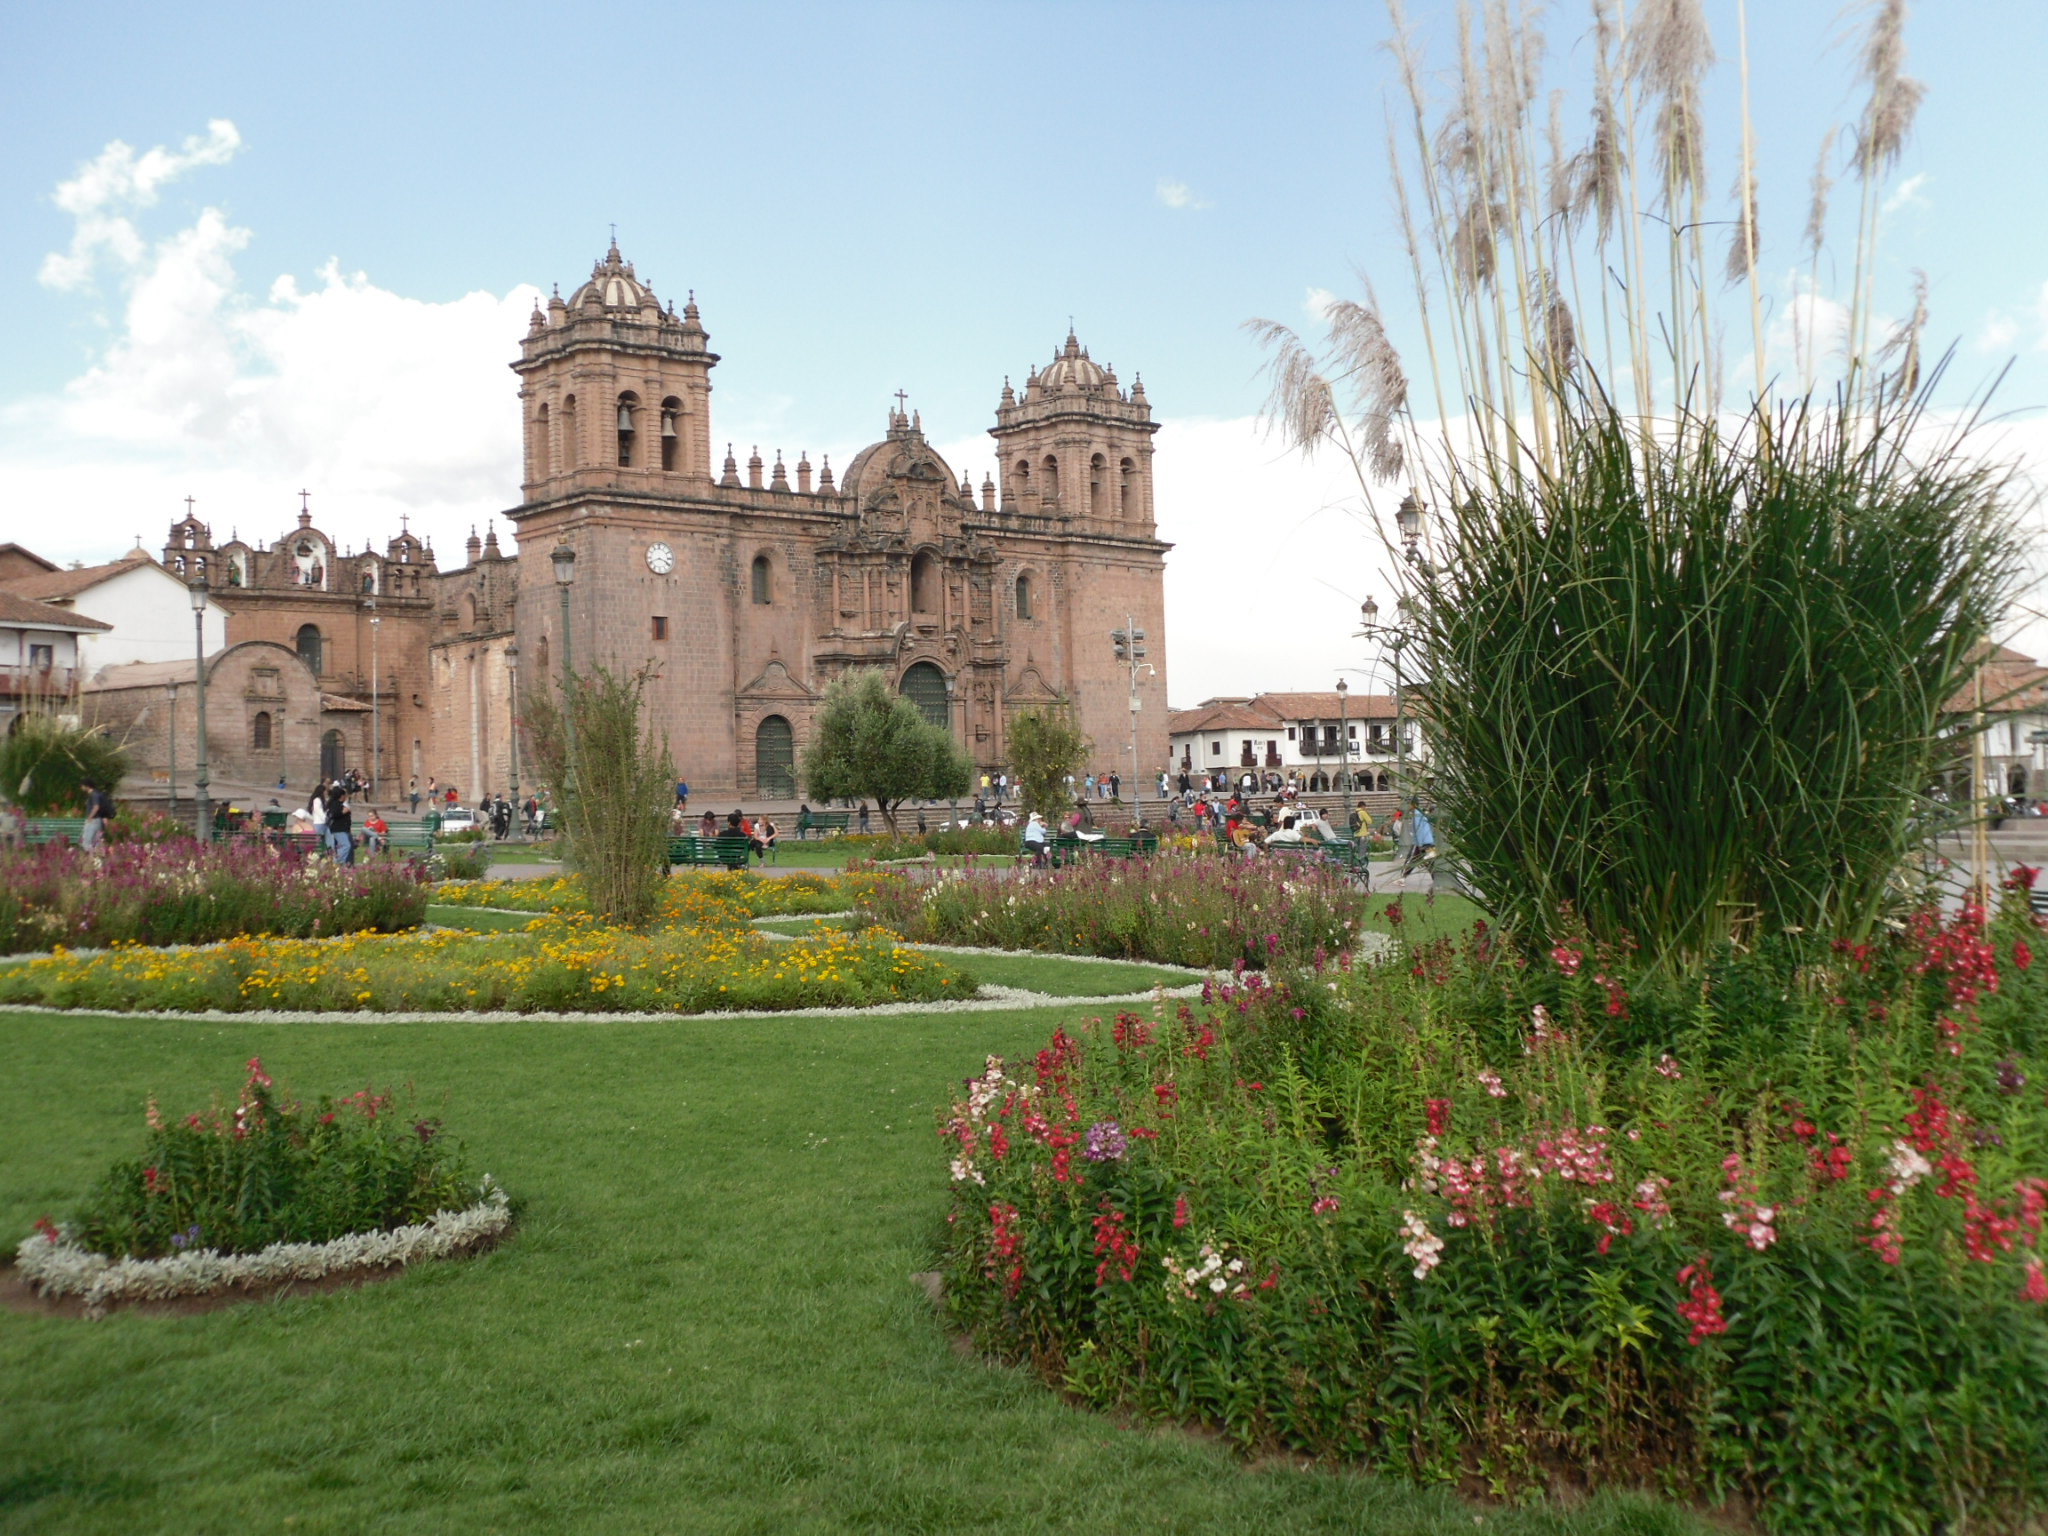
800, 669, 971, 835
1006, 700, 1091, 820
520, 663, 674, 928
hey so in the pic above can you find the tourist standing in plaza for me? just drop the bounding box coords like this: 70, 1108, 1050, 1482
327, 788, 354, 864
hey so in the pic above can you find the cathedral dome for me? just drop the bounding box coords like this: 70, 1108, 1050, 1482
837, 406, 964, 504
566, 242, 656, 311
1033, 330, 1106, 392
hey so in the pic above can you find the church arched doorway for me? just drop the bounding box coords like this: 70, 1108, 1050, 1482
320, 729, 345, 782
899, 662, 949, 731
755, 715, 795, 797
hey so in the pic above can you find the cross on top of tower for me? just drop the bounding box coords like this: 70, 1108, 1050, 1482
183, 494, 196, 516
298, 489, 311, 513
894, 389, 909, 412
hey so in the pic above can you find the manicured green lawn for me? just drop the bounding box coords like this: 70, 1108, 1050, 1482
426, 903, 541, 933
0, 1007, 1703, 1535
1360, 891, 1486, 944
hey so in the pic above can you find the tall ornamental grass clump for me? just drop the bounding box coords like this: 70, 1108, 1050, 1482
521, 663, 674, 928
1416, 398, 2014, 970
0, 840, 427, 955
1250, 0, 2026, 970
937, 884, 2048, 1530
855, 856, 1364, 969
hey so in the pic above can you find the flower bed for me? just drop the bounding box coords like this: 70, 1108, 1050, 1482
856, 857, 1366, 969
15, 1057, 506, 1314
0, 910, 971, 1015
431, 869, 878, 921
935, 890, 2048, 1529
0, 841, 429, 956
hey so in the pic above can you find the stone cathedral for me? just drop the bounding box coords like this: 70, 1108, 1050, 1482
506, 244, 1173, 799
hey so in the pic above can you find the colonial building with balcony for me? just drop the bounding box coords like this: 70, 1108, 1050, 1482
0, 589, 110, 732
1167, 690, 1427, 791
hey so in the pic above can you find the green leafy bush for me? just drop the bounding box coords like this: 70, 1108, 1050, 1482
937, 886, 2048, 1530
64, 1059, 477, 1259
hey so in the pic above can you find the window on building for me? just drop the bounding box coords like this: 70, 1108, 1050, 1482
536, 403, 551, 477
651, 616, 669, 641
910, 552, 937, 614
899, 661, 950, 730
1286, 726, 1296, 741
616, 393, 638, 466
1209, 740, 1221, 757
661, 397, 682, 472
1120, 457, 1136, 517
1089, 453, 1106, 517
1041, 456, 1060, 503
562, 395, 578, 469
252, 711, 273, 750
751, 555, 771, 605
295, 624, 323, 676
1347, 724, 1357, 738
1323, 725, 1339, 748
29, 644, 53, 672
1015, 572, 1033, 620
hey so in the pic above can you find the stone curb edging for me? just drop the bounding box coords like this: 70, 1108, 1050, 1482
13, 1183, 512, 1318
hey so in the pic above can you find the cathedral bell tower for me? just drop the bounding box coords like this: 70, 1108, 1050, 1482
512, 243, 719, 499
989, 330, 1157, 533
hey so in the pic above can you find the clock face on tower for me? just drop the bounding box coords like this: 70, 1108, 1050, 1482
645, 542, 674, 574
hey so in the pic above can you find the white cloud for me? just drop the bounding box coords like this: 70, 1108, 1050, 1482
4, 122, 534, 571
1303, 286, 1338, 320
1880, 172, 1931, 217
1155, 178, 1210, 212
39, 119, 242, 292
1977, 313, 2021, 354
932, 417, 1406, 702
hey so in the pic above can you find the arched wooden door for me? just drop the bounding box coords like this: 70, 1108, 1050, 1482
755, 715, 795, 797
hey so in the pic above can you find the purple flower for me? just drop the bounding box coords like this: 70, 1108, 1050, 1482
1083, 1120, 1129, 1163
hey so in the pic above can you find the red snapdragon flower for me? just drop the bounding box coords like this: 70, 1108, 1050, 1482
1675, 1259, 1727, 1346
1424, 1098, 1451, 1137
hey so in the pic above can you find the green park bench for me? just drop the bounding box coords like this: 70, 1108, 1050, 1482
21, 817, 88, 846
807, 811, 853, 837
668, 834, 753, 871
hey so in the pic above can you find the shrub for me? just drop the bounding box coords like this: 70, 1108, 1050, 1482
60, 1058, 478, 1259
0, 712, 129, 816
855, 856, 1365, 969
0, 841, 428, 954
935, 886, 2048, 1530
432, 869, 881, 920
521, 663, 673, 927
0, 907, 972, 1015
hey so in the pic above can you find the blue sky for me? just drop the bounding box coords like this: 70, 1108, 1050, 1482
5, 0, 2045, 698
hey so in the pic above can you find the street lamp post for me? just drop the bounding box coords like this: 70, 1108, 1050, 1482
165, 682, 178, 812
551, 546, 577, 793
189, 578, 211, 844
1358, 594, 1412, 823
1112, 616, 1152, 828
505, 642, 521, 839
366, 596, 380, 805
1336, 677, 1351, 833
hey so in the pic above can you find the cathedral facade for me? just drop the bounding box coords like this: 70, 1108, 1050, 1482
505, 245, 1173, 798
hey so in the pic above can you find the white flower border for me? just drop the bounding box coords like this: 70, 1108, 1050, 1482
13, 1179, 511, 1317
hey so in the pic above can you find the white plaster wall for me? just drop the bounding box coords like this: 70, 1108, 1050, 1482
71, 565, 230, 674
